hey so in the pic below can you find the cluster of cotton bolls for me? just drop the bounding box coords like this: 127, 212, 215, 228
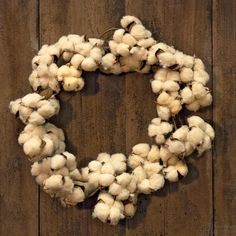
9, 93, 59, 125
9, 15, 215, 226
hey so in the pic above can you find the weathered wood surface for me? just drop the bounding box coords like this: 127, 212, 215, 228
0, 0, 235, 235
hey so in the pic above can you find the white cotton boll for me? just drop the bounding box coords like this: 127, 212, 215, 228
181, 86, 195, 104
116, 43, 130, 57
63, 77, 84, 91
101, 53, 116, 70
197, 135, 212, 155
187, 127, 205, 147
163, 166, 178, 182
81, 167, 89, 181
166, 139, 185, 155
126, 176, 137, 193
133, 166, 146, 183
68, 34, 85, 44
132, 143, 150, 158
111, 153, 126, 162
109, 183, 122, 195
23, 136, 42, 157
61, 152, 76, 170
109, 206, 123, 225
19, 106, 33, 123
187, 116, 206, 130
81, 57, 97, 71
192, 82, 208, 99
92, 202, 110, 223
98, 192, 114, 206
147, 50, 158, 65
101, 162, 115, 175
155, 134, 166, 145
120, 15, 141, 29
90, 47, 103, 63
157, 91, 172, 105
28, 111, 45, 125
36, 63, 49, 77
138, 179, 151, 194
99, 174, 115, 187
166, 71, 180, 82
110, 63, 123, 75
149, 174, 165, 191
186, 100, 200, 112
18, 132, 31, 144
97, 152, 111, 163
63, 187, 85, 205
124, 203, 136, 217
130, 24, 148, 40
113, 29, 125, 43
88, 172, 100, 187
128, 154, 144, 169
194, 58, 205, 70
143, 162, 163, 177
147, 145, 160, 162
31, 162, 41, 176
172, 125, 189, 141
113, 201, 125, 212
88, 160, 102, 172
35, 174, 49, 186
194, 70, 209, 85
37, 101, 58, 118
116, 173, 132, 187
204, 123, 215, 140
69, 169, 82, 180
150, 79, 163, 93
51, 154, 66, 170
88, 38, 104, 47
175, 161, 188, 177
154, 68, 168, 81
122, 33, 137, 46
21, 93, 42, 108
158, 52, 176, 67
110, 160, 126, 174
116, 188, 130, 201
184, 142, 194, 156
150, 117, 161, 126
9, 99, 21, 115
44, 174, 63, 190
169, 99, 182, 115
74, 42, 93, 56
148, 124, 159, 137
198, 93, 212, 107
160, 121, 173, 134
157, 105, 171, 121
163, 80, 180, 92
159, 146, 172, 165
70, 54, 85, 69
180, 67, 194, 83
108, 40, 118, 55
183, 55, 194, 68
138, 37, 156, 48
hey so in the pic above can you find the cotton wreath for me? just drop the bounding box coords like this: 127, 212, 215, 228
9, 16, 214, 225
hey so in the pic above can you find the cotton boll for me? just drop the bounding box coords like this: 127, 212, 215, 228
88, 160, 102, 172
138, 179, 151, 194
172, 125, 189, 141
194, 69, 209, 85
154, 68, 168, 81
31, 162, 41, 176
69, 169, 82, 181
157, 105, 170, 121
166, 139, 185, 155
111, 153, 126, 162
80, 167, 89, 182
23, 136, 42, 157
36, 173, 49, 186
44, 174, 63, 190
163, 80, 180, 92
28, 111, 45, 125
138, 37, 156, 48
186, 100, 200, 112
93, 202, 110, 223
130, 24, 148, 40
120, 15, 141, 30
124, 203, 136, 218
169, 100, 182, 115
122, 33, 137, 46
18, 106, 33, 123
160, 121, 173, 134
198, 93, 212, 107
109, 183, 122, 195
101, 53, 116, 70
116, 173, 132, 187
113, 29, 125, 43
116, 43, 130, 57
88, 38, 104, 47
97, 152, 111, 163
147, 145, 160, 162
187, 116, 206, 130
22, 93, 43, 108
148, 124, 159, 137
90, 47, 103, 63
113, 201, 125, 212
132, 143, 150, 158
51, 154, 66, 170
63, 77, 84, 91
81, 57, 97, 71
111, 160, 127, 174
70, 54, 84, 68
181, 86, 195, 104
187, 127, 205, 147
128, 154, 144, 169
9, 98, 21, 115
126, 176, 137, 193
175, 160, 188, 177
53, 167, 69, 176
194, 58, 205, 70
180, 67, 194, 83
109, 206, 123, 225
101, 162, 115, 175
99, 174, 115, 187
151, 79, 163, 93
88, 172, 100, 187
204, 123, 215, 140
157, 91, 173, 105
98, 192, 114, 206
74, 42, 93, 56
166, 71, 180, 82
183, 55, 194, 68
158, 52, 176, 67
192, 82, 208, 99
197, 135, 212, 155
132, 166, 146, 183
159, 146, 172, 165
63, 187, 85, 206
154, 133, 165, 145
163, 166, 178, 182
143, 162, 163, 177
149, 174, 165, 191
116, 188, 130, 201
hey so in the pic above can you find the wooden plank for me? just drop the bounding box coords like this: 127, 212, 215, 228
39, 0, 126, 235
213, 0, 236, 235
0, 1, 38, 236
125, 0, 213, 235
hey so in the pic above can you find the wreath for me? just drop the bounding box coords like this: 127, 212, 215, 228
9, 16, 214, 225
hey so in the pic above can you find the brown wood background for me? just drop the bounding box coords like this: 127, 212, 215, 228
0, 0, 235, 235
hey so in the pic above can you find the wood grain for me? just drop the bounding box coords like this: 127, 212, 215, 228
0, 1, 38, 236
213, 0, 236, 235
0, 0, 235, 235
